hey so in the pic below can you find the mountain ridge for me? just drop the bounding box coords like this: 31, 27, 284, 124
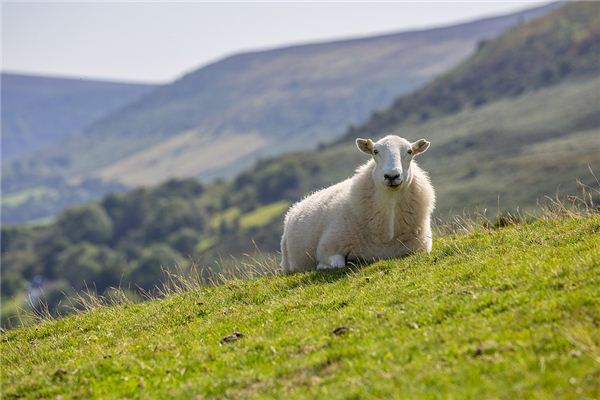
24, 2, 560, 186
1, 73, 157, 161
340, 1, 600, 139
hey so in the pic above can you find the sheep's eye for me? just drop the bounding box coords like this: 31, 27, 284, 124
373, 149, 379, 155
407, 149, 413, 155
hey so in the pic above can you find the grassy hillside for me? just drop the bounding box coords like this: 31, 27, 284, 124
346, 1, 600, 139
279, 76, 600, 216
2, 215, 599, 398
1, 73, 156, 161
17, 3, 557, 188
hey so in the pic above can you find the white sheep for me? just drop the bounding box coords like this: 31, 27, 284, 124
280, 135, 435, 272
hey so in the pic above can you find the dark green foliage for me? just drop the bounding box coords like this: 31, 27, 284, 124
0, 176, 273, 327
168, 228, 201, 254
41, 280, 74, 314
102, 189, 154, 243
144, 199, 206, 242
100, 179, 205, 244
153, 179, 205, 198
1, 179, 208, 326
127, 244, 182, 290
56, 204, 113, 244
1, 226, 33, 255
2, 249, 42, 281
234, 159, 314, 204
54, 244, 121, 292
0, 268, 26, 298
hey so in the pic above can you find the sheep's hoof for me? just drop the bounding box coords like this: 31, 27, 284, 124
317, 255, 346, 270
317, 263, 336, 270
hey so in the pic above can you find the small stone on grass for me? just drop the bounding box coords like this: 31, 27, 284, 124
220, 332, 244, 344
333, 326, 349, 335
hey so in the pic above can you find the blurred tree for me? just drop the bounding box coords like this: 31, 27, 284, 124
235, 159, 303, 204
1, 226, 35, 254
102, 189, 152, 243
36, 235, 72, 279
144, 199, 206, 242
1, 250, 42, 281
38, 280, 73, 317
0, 267, 27, 297
56, 204, 113, 244
127, 244, 182, 290
168, 228, 200, 255
54, 243, 105, 290
154, 178, 204, 198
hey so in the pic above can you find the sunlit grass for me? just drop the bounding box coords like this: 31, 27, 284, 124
240, 201, 289, 230
208, 207, 241, 229
2, 214, 599, 399
1, 186, 58, 207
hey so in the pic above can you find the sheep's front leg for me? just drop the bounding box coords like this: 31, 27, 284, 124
317, 254, 346, 270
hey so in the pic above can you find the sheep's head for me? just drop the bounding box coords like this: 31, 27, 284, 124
356, 135, 430, 191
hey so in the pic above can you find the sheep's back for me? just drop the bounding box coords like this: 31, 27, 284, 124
285, 179, 351, 227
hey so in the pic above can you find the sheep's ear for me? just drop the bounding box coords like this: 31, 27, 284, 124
410, 139, 430, 156
356, 138, 374, 155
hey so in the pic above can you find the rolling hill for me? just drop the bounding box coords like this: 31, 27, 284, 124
342, 0, 600, 139
2, 2, 598, 326
1, 73, 157, 161
2, 215, 599, 398
20, 2, 558, 187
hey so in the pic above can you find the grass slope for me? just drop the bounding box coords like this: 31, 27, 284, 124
2, 215, 599, 399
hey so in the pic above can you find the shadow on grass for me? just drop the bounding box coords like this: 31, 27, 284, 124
283, 262, 372, 289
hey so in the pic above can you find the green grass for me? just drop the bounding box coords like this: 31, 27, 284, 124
240, 201, 290, 230
195, 235, 218, 253
208, 201, 289, 232
1, 186, 58, 207
209, 207, 241, 230
2, 215, 600, 399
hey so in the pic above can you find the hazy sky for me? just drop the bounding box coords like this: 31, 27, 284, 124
2, 1, 548, 83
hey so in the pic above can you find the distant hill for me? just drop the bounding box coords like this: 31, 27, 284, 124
21, 2, 558, 188
343, 1, 600, 138
1, 73, 157, 160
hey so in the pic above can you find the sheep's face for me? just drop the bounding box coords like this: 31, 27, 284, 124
356, 135, 430, 191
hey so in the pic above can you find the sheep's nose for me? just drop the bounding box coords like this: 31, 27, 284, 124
384, 173, 400, 181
